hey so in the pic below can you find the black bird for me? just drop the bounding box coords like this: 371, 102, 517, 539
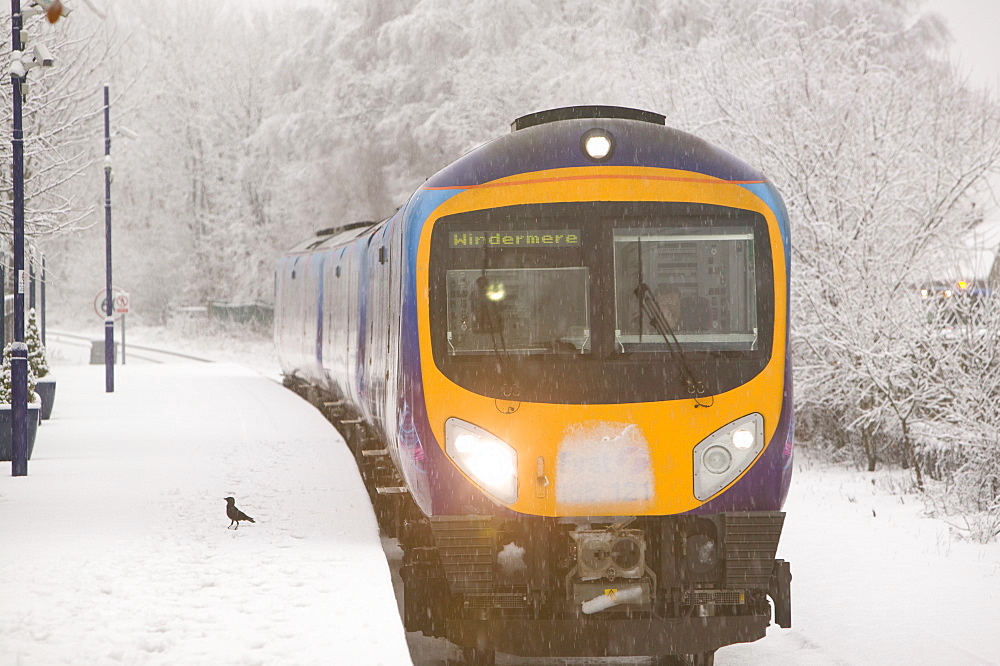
224, 497, 255, 529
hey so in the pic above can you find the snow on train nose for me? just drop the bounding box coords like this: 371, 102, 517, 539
554, 422, 655, 514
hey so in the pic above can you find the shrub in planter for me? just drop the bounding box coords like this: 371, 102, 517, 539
0, 342, 42, 461
26, 309, 56, 420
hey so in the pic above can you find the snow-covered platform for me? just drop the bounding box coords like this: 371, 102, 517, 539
0, 362, 411, 665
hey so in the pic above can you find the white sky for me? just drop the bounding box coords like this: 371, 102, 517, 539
922, 0, 1000, 92
921, 0, 1000, 252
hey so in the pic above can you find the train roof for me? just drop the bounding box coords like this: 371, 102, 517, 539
425, 106, 766, 190
285, 220, 380, 254
511, 105, 666, 131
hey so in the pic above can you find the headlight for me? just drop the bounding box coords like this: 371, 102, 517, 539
731, 428, 755, 450
702, 446, 732, 474
445, 418, 518, 504
693, 413, 765, 500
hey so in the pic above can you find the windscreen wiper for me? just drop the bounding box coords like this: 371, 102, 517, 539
633, 237, 713, 408
634, 282, 713, 408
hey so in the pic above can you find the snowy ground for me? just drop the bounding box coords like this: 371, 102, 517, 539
0, 343, 410, 665
3, 329, 999, 665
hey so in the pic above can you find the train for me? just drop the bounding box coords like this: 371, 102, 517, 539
275, 106, 794, 666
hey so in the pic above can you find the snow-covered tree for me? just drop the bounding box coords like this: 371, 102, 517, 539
0, 7, 127, 240
0, 343, 38, 405
25, 308, 49, 379
683, 1, 1000, 483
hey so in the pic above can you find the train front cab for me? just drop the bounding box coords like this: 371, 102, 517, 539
400, 163, 792, 663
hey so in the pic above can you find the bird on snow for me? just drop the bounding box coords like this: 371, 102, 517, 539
224, 497, 255, 529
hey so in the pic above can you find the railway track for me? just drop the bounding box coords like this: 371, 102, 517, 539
45, 330, 214, 364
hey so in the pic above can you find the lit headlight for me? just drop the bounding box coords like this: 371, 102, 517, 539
445, 418, 518, 504
693, 413, 765, 500
732, 428, 755, 450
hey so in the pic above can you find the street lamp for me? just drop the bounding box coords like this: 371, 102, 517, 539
8, 0, 65, 476
103, 84, 113, 392
101, 86, 136, 392
40, 253, 45, 345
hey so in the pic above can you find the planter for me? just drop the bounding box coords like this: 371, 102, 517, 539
0, 402, 42, 461
36, 378, 57, 421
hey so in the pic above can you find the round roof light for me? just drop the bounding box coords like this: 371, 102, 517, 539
581, 128, 615, 162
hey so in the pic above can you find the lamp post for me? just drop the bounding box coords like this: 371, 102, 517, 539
8, 0, 29, 476
8, 0, 66, 475
103, 84, 113, 392
40, 254, 45, 345
28, 246, 35, 310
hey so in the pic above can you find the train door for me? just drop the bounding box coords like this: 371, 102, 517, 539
322, 249, 336, 390
383, 213, 403, 437
310, 252, 327, 384
293, 255, 308, 374
273, 258, 288, 374
344, 244, 361, 409
325, 246, 349, 398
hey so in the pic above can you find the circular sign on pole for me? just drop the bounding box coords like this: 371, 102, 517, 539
94, 286, 127, 321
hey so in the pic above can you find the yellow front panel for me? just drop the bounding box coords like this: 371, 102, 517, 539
416, 167, 787, 516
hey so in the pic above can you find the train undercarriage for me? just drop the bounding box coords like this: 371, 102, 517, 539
286, 378, 792, 665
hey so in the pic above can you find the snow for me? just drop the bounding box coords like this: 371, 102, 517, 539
555, 422, 654, 507
3, 333, 999, 665
0, 352, 410, 666
738, 456, 1000, 665
497, 542, 528, 579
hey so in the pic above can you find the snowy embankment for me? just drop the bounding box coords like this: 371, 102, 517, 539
723, 455, 1000, 666
0, 356, 411, 665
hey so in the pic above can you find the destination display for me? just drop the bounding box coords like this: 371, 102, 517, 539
449, 230, 581, 248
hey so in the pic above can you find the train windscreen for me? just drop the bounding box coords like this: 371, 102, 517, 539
445, 267, 591, 355
613, 227, 758, 352
428, 202, 774, 404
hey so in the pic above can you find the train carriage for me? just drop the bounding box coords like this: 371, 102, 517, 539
276, 106, 794, 665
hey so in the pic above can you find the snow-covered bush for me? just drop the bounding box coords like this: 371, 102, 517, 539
923, 446, 1000, 544
0, 344, 39, 405
26, 309, 50, 380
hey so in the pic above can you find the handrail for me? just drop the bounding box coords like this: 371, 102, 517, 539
47, 329, 213, 363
